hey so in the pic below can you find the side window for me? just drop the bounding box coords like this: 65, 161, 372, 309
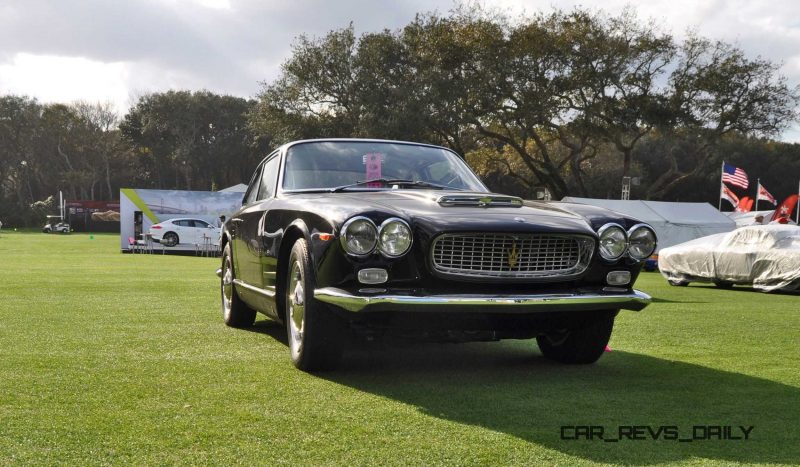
176, 220, 191, 227
243, 164, 263, 205
194, 220, 210, 228
257, 156, 280, 200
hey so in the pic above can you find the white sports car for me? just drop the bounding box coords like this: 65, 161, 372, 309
149, 218, 220, 247
659, 225, 800, 292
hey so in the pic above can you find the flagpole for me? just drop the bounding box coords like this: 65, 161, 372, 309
755, 178, 760, 212
796, 179, 799, 224
718, 161, 724, 211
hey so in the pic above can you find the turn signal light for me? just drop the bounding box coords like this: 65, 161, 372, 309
358, 268, 388, 284
606, 271, 631, 286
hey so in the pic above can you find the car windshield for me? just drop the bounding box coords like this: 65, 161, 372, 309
282, 141, 487, 192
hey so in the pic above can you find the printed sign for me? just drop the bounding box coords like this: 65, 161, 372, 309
365, 153, 383, 187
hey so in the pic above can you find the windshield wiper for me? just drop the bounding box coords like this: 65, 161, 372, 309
330, 178, 459, 192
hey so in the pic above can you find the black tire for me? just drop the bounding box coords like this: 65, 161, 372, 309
220, 243, 256, 328
285, 238, 343, 371
162, 232, 179, 247
537, 312, 616, 364
668, 279, 689, 286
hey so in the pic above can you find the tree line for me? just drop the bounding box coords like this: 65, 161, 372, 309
2, 6, 799, 226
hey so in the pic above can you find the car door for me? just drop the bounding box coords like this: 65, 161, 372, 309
190, 219, 208, 244
172, 220, 189, 244
233, 153, 280, 290
178, 219, 197, 245
232, 163, 263, 282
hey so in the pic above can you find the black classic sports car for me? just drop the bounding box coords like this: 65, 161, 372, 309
217, 139, 656, 370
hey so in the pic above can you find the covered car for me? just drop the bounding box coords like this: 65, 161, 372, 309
659, 225, 800, 292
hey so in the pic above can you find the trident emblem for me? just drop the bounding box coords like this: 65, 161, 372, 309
508, 242, 519, 268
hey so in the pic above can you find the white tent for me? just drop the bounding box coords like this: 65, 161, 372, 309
218, 183, 248, 193
561, 197, 737, 252
726, 210, 775, 227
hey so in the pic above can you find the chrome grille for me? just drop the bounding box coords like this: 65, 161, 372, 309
430, 233, 595, 280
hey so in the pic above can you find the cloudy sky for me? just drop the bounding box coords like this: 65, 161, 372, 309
3, 0, 800, 139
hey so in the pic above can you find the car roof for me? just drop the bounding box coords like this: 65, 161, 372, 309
277, 138, 452, 153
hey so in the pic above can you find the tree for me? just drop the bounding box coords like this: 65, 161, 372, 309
121, 91, 259, 191
247, 6, 800, 201
646, 37, 799, 198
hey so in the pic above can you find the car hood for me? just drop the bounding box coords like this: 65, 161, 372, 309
287, 190, 597, 236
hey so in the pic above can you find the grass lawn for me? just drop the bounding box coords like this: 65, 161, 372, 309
0, 230, 798, 465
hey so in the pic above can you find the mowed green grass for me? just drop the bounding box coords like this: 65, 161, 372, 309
0, 231, 798, 465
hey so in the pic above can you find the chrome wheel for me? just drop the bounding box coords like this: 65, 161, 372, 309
163, 232, 178, 247
284, 238, 343, 370
221, 254, 234, 321
287, 259, 306, 357
219, 243, 255, 328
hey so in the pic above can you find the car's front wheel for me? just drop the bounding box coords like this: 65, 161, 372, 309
668, 278, 689, 286
285, 238, 343, 371
220, 243, 256, 328
536, 312, 616, 364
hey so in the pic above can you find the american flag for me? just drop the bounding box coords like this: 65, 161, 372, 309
722, 162, 749, 189
758, 182, 777, 205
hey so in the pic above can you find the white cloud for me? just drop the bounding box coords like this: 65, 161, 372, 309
1, 0, 800, 140
0, 53, 130, 112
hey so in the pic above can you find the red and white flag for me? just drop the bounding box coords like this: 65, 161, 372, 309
758, 182, 777, 205
721, 184, 739, 207
770, 194, 799, 222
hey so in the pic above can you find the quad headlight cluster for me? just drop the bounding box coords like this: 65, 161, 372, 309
597, 223, 657, 261
341, 216, 412, 258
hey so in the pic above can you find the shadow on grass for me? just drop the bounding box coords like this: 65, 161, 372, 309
319, 341, 798, 464
649, 297, 707, 303
246, 319, 287, 345
690, 284, 800, 296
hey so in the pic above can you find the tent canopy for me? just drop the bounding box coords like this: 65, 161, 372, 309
726, 210, 776, 227
561, 197, 737, 252
218, 183, 248, 193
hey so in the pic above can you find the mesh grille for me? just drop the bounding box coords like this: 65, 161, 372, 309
431, 233, 594, 279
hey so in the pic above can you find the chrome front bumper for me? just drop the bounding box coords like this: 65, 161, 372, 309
314, 287, 652, 313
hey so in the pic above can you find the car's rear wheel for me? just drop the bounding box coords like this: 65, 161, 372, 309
536, 312, 616, 364
221, 243, 256, 328
285, 238, 343, 371
162, 232, 179, 247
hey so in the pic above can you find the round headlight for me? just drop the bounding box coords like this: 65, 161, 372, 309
628, 224, 657, 260
341, 217, 377, 256
378, 218, 412, 257
598, 223, 628, 260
